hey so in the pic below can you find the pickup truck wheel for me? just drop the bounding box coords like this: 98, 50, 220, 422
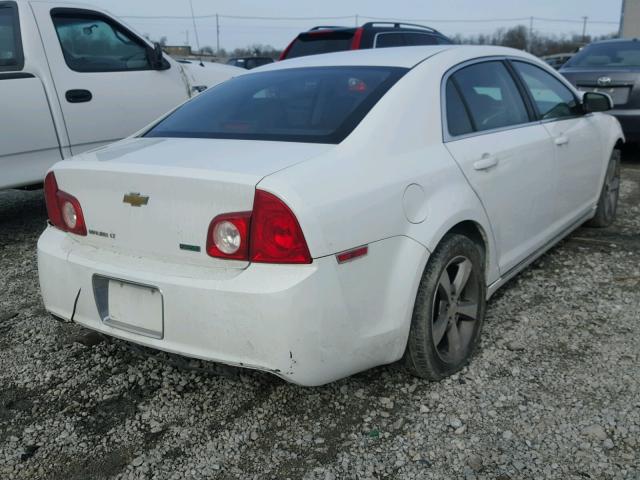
404, 234, 486, 381
587, 149, 621, 228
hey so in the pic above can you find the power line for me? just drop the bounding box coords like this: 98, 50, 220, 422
120, 13, 355, 20
533, 16, 617, 25
360, 15, 531, 23
119, 13, 620, 25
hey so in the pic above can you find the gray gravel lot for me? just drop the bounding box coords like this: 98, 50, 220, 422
1, 157, 639, 480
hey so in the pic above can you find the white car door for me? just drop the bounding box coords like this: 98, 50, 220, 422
30, 4, 189, 155
443, 60, 558, 274
510, 60, 604, 225
1, 1, 61, 189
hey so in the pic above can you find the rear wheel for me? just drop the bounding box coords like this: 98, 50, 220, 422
405, 234, 486, 380
587, 149, 621, 228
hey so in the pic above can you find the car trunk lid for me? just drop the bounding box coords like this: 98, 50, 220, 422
53, 137, 332, 269
561, 68, 640, 107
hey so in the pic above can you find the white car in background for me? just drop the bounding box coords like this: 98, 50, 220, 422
37, 45, 623, 386
0, 0, 241, 190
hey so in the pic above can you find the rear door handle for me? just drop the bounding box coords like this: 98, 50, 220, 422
473, 154, 499, 171
554, 135, 569, 146
65, 89, 92, 103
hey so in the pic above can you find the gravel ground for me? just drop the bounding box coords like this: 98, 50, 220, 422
1, 156, 639, 480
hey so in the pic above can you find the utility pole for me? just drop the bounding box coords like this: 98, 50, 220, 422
582, 16, 588, 43
528, 16, 533, 53
216, 14, 220, 56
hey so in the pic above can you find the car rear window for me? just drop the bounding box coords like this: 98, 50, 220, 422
564, 42, 640, 68
145, 66, 407, 144
0, 2, 23, 71
285, 31, 354, 59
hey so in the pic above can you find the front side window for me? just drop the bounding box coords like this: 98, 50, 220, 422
564, 41, 640, 68
0, 2, 22, 71
52, 11, 151, 72
512, 61, 580, 120
451, 61, 530, 132
145, 66, 407, 144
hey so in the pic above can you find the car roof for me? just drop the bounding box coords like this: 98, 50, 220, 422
303, 23, 443, 35
257, 45, 537, 71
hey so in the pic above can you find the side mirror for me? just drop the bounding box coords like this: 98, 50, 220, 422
582, 91, 613, 113
149, 43, 168, 70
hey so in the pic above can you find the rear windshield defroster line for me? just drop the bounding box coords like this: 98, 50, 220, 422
145, 66, 408, 145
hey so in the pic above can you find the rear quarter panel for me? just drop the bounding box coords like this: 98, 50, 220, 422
258, 54, 500, 285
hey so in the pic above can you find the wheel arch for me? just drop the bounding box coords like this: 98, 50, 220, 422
440, 220, 494, 285
418, 211, 500, 286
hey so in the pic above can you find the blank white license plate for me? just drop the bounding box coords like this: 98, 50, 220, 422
105, 280, 163, 339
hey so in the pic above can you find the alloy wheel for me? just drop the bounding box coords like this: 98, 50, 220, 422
431, 255, 481, 363
603, 159, 620, 221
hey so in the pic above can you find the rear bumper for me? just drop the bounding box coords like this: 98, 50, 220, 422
38, 227, 428, 386
609, 109, 640, 142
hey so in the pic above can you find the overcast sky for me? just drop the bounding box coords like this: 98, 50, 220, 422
85, 0, 623, 51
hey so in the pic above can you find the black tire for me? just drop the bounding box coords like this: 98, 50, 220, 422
587, 149, 621, 228
404, 234, 487, 380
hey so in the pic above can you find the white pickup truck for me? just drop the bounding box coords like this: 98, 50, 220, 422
0, 0, 242, 189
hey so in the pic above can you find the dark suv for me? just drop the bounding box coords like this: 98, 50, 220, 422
560, 39, 640, 142
280, 22, 452, 60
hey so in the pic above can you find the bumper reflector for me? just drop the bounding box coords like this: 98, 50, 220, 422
336, 245, 368, 264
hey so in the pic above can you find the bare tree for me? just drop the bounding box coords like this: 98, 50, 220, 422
453, 25, 617, 56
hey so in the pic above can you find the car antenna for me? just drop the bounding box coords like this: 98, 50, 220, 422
188, 0, 204, 66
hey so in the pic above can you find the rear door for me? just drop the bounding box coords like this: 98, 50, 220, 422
443, 60, 559, 274
0, 1, 61, 188
511, 60, 603, 223
30, 4, 188, 155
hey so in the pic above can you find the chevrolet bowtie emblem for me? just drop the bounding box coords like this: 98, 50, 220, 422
123, 193, 149, 207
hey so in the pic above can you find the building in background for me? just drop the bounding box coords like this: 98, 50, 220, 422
621, 0, 640, 38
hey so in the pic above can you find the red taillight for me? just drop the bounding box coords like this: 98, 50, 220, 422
206, 190, 311, 264
350, 27, 364, 49
44, 171, 87, 236
206, 212, 251, 260
250, 190, 311, 264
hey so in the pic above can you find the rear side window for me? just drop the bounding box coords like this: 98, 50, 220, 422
512, 61, 580, 120
146, 66, 407, 144
451, 61, 529, 133
285, 31, 354, 59
0, 1, 23, 72
51, 10, 152, 72
445, 80, 474, 136
376, 32, 439, 48
376, 33, 405, 48
403, 33, 438, 46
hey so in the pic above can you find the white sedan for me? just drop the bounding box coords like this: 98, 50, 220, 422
38, 45, 623, 386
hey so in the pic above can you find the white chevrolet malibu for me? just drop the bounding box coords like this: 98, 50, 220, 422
38, 45, 623, 386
